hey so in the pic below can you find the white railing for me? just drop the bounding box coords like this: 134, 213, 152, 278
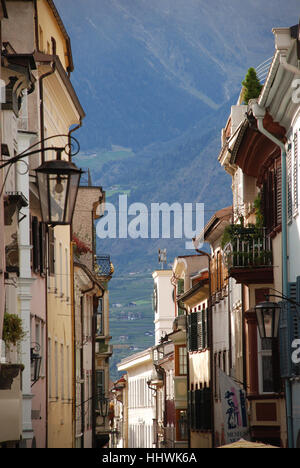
256, 57, 273, 84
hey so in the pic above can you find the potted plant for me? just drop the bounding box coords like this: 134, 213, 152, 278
3, 313, 26, 347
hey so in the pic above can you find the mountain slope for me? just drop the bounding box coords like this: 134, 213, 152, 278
56, 0, 300, 151
54, 0, 300, 379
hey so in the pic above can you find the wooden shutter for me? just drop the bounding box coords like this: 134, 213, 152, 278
39, 221, 46, 275
287, 143, 293, 222
294, 131, 298, 216
197, 311, 203, 350
48, 226, 55, 275
275, 161, 282, 226
188, 313, 198, 352
32, 216, 40, 273
279, 278, 300, 378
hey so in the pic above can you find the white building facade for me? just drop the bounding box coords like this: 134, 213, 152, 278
118, 348, 156, 448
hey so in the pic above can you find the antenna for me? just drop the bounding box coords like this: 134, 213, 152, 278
158, 248, 167, 269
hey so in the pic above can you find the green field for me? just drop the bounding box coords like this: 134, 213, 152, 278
78, 148, 135, 174
109, 272, 155, 382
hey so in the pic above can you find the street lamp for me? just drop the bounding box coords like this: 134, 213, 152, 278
30, 343, 42, 386
0, 134, 83, 226
97, 394, 109, 418
255, 300, 281, 339
36, 149, 83, 225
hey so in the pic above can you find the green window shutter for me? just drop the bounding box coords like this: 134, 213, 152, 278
177, 279, 184, 295
188, 313, 198, 352
279, 279, 300, 378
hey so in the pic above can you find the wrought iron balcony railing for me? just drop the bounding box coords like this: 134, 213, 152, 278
223, 227, 273, 269
94, 254, 112, 277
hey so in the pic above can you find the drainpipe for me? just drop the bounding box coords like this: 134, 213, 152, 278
39, 62, 56, 163
177, 302, 190, 449
251, 102, 293, 449
280, 55, 300, 76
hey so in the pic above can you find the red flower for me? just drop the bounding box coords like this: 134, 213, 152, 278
72, 234, 92, 255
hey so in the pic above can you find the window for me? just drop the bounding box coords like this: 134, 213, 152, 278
39, 26, 44, 52
178, 346, 187, 375
61, 344, 64, 399
66, 345, 70, 400
188, 309, 209, 352
48, 226, 55, 276
59, 242, 63, 297
65, 248, 69, 301
177, 279, 185, 316
96, 298, 104, 336
51, 37, 57, 55
189, 388, 212, 431
261, 156, 282, 232
176, 410, 188, 441
32, 216, 46, 274
258, 337, 280, 393
48, 338, 52, 397
96, 370, 105, 406
55, 341, 58, 399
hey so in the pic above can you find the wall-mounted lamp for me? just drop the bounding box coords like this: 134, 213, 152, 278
0, 134, 83, 226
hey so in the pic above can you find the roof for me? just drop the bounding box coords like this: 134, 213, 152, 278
34, 52, 85, 119
204, 206, 233, 239
178, 277, 209, 307
118, 347, 153, 371
46, 0, 74, 73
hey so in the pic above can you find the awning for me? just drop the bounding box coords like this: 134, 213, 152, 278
218, 438, 279, 448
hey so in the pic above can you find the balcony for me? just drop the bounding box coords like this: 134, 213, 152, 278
223, 226, 273, 285
94, 255, 114, 278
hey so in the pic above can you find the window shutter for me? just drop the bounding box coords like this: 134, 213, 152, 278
272, 338, 281, 393
197, 311, 203, 350
39, 221, 46, 275
279, 300, 290, 378
294, 131, 298, 217
32, 216, 40, 273
177, 279, 184, 295
287, 143, 293, 222
48, 226, 55, 275
276, 162, 282, 226
267, 170, 274, 231
204, 308, 209, 349
279, 279, 300, 378
188, 313, 198, 352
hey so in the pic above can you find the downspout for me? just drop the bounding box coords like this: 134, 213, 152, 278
280, 55, 300, 76
34, 0, 57, 163
178, 303, 190, 449
251, 102, 293, 449
39, 61, 56, 163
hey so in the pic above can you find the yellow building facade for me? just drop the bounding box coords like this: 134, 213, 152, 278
35, 0, 84, 448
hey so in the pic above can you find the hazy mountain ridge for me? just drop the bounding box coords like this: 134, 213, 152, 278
55, 0, 299, 152
54, 1, 300, 378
